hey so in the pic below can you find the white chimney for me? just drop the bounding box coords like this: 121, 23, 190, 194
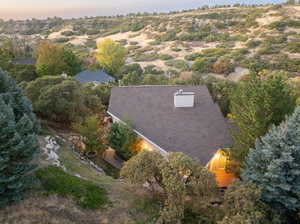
174, 89, 195, 108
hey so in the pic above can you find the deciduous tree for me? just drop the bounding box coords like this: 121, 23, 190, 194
36, 41, 82, 77
96, 38, 127, 77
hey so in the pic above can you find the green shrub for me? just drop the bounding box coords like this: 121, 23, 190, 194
149, 40, 161, 45
156, 31, 177, 42
129, 41, 139, 45
127, 45, 141, 51
108, 122, 137, 160
73, 115, 107, 153
246, 40, 261, 48
36, 166, 108, 209
144, 65, 164, 75
142, 74, 169, 85
192, 58, 215, 73
165, 59, 190, 71
54, 37, 70, 43
133, 52, 159, 62
257, 44, 280, 55
61, 31, 74, 36
286, 42, 300, 53
159, 54, 173, 60
171, 47, 182, 52
202, 48, 228, 57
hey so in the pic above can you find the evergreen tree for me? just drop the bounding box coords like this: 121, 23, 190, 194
229, 73, 295, 171
242, 107, 300, 212
107, 122, 137, 160
0, 70, 39, 207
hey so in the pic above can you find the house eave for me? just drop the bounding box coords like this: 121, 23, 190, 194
107, 110, 169, 156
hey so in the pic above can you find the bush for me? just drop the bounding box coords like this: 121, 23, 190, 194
165, 59, 190, 71
61, 30, 74, 36
54, 37, 70, 43
171, 47, 182, 52
92, 83, 114, 106
127, 45, 141, 51
73, 115, 107, 154
8, 64, 38, 83
121, 63, 143, 76
202, 48, 229, 57
142, 74, 169, 85
133, 52, 159, 62
192, 58, 215, 73
185, 52, 203, 61
246, 40, 261, 48
149, 40, 161, 46
36, 166, 108, 209
159, 54, 173, 61
204, 76, 236, 116
219, 181, 277, 224
212, 59, 234, 75
144, 65, 164, 75
157, 31, 177, 42
108, 122, 137, 160
286, 42, 300, 53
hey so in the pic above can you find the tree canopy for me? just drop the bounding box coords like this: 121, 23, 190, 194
121, 151, 219, 223
0, 69, 39, 207
96, 38, 128, 77
242, 107, 300, 212
229, 72, 296, 171
36, 41, 82, 77
24, 76, 103, 124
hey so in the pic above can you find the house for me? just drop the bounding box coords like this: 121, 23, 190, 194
74, 69, 115, 85
108, 85, 236, 187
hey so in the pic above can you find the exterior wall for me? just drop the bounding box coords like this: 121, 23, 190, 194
207, 149, 237, 188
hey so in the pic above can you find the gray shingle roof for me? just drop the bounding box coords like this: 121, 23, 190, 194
108, 85, 233, 165
74, 70, 115, 84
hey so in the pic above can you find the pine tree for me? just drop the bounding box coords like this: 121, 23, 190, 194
229, 73, 295, 171
0, 70, 39, 207
242, 107, 300, 212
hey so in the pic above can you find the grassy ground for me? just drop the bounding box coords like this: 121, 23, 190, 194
0, 138, 159, 224
36, 166, 108, 209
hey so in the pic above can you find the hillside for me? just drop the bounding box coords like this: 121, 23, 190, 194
1, 4, 300, 81
0, 134, 159, 224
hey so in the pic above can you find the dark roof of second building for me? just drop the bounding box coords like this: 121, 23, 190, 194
108, 85, 233, 166
74, 70, 115, 84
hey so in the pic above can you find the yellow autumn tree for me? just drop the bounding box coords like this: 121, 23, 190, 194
96, 38, 127, 77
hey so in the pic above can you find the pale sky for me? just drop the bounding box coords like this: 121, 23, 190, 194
0, 0, 285, 20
